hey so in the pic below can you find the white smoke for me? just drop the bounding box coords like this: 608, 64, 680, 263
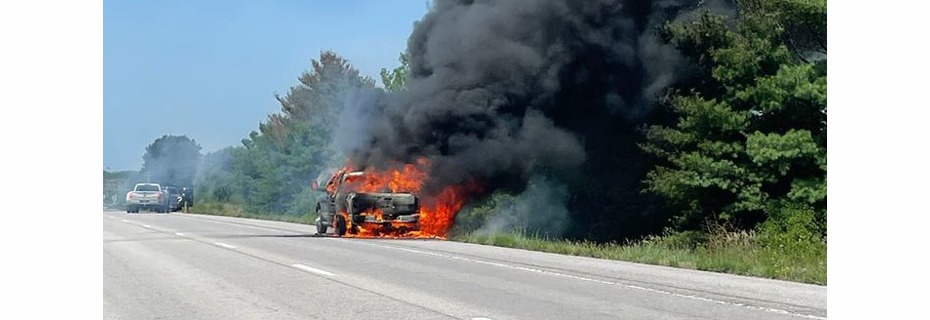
474, 175, 572, 237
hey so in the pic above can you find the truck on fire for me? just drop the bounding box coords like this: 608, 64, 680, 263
313, 168, 421, 236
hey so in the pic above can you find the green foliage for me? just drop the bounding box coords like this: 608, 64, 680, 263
194, 51, 374, 216
645, 230, 708, 250
755, 201, 827, 281
757, 201, 824, 250
745, 129, 819, 175
642, 0, 826, 230
212, 185, 232, 202
191, 201, 313, 225
141, 135, 202, 188
103, 170, 139, 204
379, 52, 409, 91
194, 146, 256, 209
452, 192, 518, 234
738, 0, 827, 61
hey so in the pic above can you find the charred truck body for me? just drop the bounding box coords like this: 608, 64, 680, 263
314, 168, 420, 236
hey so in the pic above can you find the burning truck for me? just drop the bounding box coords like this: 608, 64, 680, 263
313, 167, 421, 236
312, 159, 476, 239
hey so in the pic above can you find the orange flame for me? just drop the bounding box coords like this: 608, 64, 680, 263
333, 158, 477, 239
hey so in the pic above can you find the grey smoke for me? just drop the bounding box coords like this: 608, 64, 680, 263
333, 87, 384, 164
474, 175, 572, 237
336, 0, 736, 238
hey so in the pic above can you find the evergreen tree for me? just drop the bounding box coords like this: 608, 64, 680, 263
641, 0, 826, 230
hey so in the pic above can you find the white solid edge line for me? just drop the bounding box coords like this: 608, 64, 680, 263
213, 242, 236, 249
291, 264, 336, 277
361, 242, 825, 320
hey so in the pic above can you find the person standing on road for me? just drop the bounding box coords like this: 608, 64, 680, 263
181, 187, 193, 213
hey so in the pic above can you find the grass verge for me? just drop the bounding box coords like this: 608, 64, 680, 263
451, 230, 826, 285
189, 201, 314, 225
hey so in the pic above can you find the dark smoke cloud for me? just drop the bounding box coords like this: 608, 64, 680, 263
339, 0, 735, 238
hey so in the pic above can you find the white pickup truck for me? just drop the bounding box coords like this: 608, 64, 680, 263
125, 183, 169, 213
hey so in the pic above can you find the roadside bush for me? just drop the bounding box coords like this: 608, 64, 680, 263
192, 200, 248, 217
755, 201, 826, 281
452, 192, 517, 234
213, 185, 232, 202
705, 220, 756, 249
652, 230, 708, 250
285, 186, 318, 219
757, 201, 822, 252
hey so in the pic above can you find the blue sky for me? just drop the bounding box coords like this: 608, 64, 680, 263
104, 0, 429, 171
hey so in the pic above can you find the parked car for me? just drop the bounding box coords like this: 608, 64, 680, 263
161, 186, 182, 212
125, 183, 169, 213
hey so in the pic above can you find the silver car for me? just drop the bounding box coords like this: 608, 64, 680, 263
126, 183, 169, 213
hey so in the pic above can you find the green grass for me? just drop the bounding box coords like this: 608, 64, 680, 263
190, 201, 314, 225
451, 230, 826, 285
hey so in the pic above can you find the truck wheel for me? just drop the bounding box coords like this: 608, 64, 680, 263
316, 218, 328, 234
335, 215, 347, 236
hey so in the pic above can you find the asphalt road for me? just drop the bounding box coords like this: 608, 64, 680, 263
103, 210, 827, 320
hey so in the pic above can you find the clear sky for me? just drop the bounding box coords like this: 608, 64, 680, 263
104, 0, 429, 171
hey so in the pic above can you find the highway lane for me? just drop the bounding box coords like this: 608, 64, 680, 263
103, 210, 827, 320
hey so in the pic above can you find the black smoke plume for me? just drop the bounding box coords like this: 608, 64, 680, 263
339, 0, 734, 241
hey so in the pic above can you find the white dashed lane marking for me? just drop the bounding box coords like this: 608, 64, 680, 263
213, 242, 237, 249
291, 264, 336, 277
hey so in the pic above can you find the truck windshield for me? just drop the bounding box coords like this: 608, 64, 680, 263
135, 185, 160, 192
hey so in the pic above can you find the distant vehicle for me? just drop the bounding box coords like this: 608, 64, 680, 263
313, 168, 420, 236
161, 186, 182, 212
126, 183, 169, 213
